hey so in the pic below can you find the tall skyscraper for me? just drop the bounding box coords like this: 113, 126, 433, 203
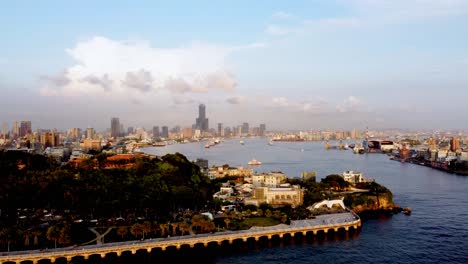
86, 127, 94, 139
111, 117, 120, 138
218, 123, 223, 136
19, 121, 32, 137
242, 122, 249, 135
259, 124, 266, 136
12, 121, 20, 138
161, 126, 169, 138
152, 126, 160, 138
127, 126, 134, 135
195, 104, 209, 132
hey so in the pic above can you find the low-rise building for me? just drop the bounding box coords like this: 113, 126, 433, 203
208, 165, 253, 180
251, 171, 286, 187
244, 184, 304, 208
342, 171, 365, 184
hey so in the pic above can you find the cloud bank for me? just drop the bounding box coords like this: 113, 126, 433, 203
40, 37, 262, 99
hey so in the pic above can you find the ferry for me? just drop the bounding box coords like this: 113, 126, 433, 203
248, 159, 262, 165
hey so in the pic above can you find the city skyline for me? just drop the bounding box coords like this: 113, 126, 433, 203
1, 1, 468, 131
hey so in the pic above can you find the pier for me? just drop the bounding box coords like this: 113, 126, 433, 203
0, 212, 360, 264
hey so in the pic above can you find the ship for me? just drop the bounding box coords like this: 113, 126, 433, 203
152, 142, 167, 147
248, 159, 262, 165
240, 140, 245, 145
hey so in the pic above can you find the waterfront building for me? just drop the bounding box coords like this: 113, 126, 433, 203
251, 171, 287, 188
152, 126, 160, 139
260, 124, 266, 136
182, 127, 193, 139
218, 123, 223, 136
208, 165, 253, 180
241, 122, 249, 135
111, 117, 120, 138
245, 184, 304, 208
161, 126, 169, 139
342, 171, 365, 184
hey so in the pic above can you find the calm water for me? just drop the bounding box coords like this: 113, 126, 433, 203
137, 137, 468, 264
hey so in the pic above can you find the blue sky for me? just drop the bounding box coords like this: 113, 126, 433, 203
1, 0, 468, 131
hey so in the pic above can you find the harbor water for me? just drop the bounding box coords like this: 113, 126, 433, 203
136, 137, 468, 264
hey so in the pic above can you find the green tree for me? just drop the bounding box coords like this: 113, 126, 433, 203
116, 226, 128, 240
130, 223, 143, 239
46, 226, 60, 248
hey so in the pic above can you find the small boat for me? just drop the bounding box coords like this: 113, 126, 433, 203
240, 140, 245, 145
248, 159, 262, 165
268, 140, 273, 146
403, 207, 412, 215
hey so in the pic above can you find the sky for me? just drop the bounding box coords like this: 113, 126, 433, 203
1, 0, 468, 132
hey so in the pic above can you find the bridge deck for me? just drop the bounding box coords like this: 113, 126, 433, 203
0, 213, 360, 264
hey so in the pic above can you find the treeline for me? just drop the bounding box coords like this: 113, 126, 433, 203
0, 151, 214, 225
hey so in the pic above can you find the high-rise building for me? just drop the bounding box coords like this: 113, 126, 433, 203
86, 127, 94, 139
161, 126, 169, 138
40, 131, 60, 148
241, 122, 249, 135
195, 104, 209, 132
19, 121, 32, 137
259, 124, 266, 136
450, 137, 460, 152
111, 117, 120, 138
152, 126, 160, 138
218, 123, 223, 136
12, 121, 21, 138
127, 126, 134, 135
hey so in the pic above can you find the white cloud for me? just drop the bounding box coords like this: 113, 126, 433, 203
336, 96, 365, 112
40, 36, 261, 98
304, 17, 362, 28
226, 95, 247, 104
349, 0, 468, 21
272, 11, 294, 20
271, 97, 290, 107
265, 25, 296, 36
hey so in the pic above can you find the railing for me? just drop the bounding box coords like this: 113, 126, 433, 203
0, 216, 360, 264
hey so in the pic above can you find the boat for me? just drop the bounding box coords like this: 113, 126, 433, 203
204, 144, 211, 148
240, 140, 245, 145
248, 159, 262, 165
152, 142, 167, 147
403, 207, 412, 215
268, 140, 273, 146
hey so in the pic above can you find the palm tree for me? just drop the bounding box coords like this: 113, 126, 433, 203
142, 221, 152, 239
22, 229, 31, 248
46, 226, 60, 248
116, 226, 128, 240
31, 230, 42, 247
58, 225, 71, 247
171, 223, 178, 236
224, 218, 231, 230
0, 227, 16, 252
178, 222, 190, 236
130, 223, 143, 239
159, 223, 167, 237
